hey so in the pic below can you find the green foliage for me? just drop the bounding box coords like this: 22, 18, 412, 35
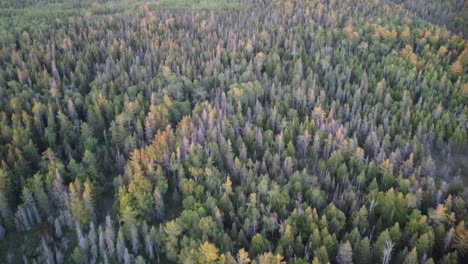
0, 0, 467, 263
251, 233, 268, 257
156, 0, 251, 10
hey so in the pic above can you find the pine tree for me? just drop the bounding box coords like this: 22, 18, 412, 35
0, 192, 12, 221
453, 221, 468, 254
130, 224, 140, 254
0, 223, 5, 240
33, 174, 49, 214
83, 181, 95, 222
336, 241, 353, 264
135, 255, 146, 264
98, 225, 107, 260
153, 187, 165, 222
42, 238, 54, 264
251, 233, 268, 257
164, 220, 182, 261
355, 237, 371, 264
150, 226, 162, 263
144, 233, 154, 260
116, 229, 126, 261
123, 247, 132, 264
315, 245, 329, 263
403, 248, 418, 264
374, 230, 391, 262
54, 218, 62, 238
105, 215, 115, 257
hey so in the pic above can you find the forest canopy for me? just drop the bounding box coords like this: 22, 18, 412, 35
0, 0, 467, 263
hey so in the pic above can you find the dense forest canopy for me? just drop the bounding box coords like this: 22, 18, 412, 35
0, 0, 467, 263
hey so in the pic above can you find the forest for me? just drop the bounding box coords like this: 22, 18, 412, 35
0, 0, 467, 263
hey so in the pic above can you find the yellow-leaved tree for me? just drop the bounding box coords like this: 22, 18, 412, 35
199, 241, 219, 263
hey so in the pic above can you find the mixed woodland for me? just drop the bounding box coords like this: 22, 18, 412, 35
0, 0, 467, 263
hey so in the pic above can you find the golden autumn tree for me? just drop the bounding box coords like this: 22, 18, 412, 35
237, 248, 251, 264
199, 241, 219, 263
451, 60, 463, 75
258, 252, 285, 264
